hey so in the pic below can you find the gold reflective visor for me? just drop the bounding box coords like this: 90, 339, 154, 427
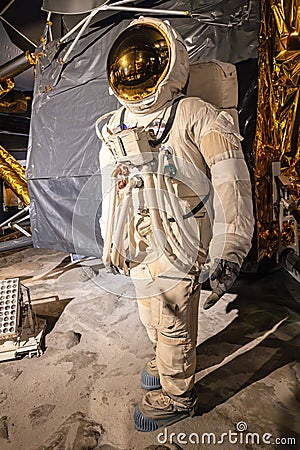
107, 24, 170, 102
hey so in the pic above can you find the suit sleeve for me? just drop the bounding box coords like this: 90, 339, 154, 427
99, 124, 117, 241
194, 109, 254, 267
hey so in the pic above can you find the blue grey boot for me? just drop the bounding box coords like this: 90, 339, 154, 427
140, 357, 161, 390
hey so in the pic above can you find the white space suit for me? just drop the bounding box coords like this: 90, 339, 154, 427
98, 16, 254, 431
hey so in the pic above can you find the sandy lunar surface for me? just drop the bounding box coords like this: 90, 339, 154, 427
0, 248, 299, 450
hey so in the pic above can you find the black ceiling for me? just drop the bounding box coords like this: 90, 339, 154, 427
0, 0, 46, 51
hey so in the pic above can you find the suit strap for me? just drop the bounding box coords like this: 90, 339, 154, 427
149, 96, 184, 148
119, 107, 126, 130
169, 186, 212, 222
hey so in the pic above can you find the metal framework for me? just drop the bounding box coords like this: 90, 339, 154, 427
0, 205, 31, 237
272, 162, 300, 283
58, 1, 188, 63
0, 278, 46, 362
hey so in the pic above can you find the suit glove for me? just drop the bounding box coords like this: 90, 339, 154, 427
203, 259, 240, 310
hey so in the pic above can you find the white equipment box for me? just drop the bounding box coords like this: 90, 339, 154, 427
0, 278, 46, 362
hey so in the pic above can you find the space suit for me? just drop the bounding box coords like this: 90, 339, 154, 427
98, 17, 254, 431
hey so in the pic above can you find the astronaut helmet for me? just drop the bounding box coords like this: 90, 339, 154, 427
106, 17, 189, 113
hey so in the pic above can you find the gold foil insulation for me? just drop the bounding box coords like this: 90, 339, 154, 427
0, 145, 30, 206
0, 90, 31, 113
25, 51, 37, 67
254, 0, 300, 259
0, 78, 14, 99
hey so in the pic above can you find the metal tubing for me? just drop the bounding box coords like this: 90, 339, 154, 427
0, 0, 15, 16
12, 223, 31, 237
59, 14, 93, 43
0, 205, 30, 229
0, 16, 37, 48
15, 214, 30, 224
0, 53, 32, 83
105, 5, 188, 15
61, 8, 98, 62
47, 12, 53, 42
60, 1, 187, 45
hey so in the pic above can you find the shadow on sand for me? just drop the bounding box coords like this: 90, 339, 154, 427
195, 268, 300, 434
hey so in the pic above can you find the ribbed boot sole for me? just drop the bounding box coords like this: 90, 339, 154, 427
140, 367, 161, 390
134, 405, 192, 432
